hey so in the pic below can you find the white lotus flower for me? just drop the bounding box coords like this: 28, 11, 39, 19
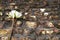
8, 10, 22, 18
9, 12, 15, 18
40, 8, 45, 12
15, 12, 22, 18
